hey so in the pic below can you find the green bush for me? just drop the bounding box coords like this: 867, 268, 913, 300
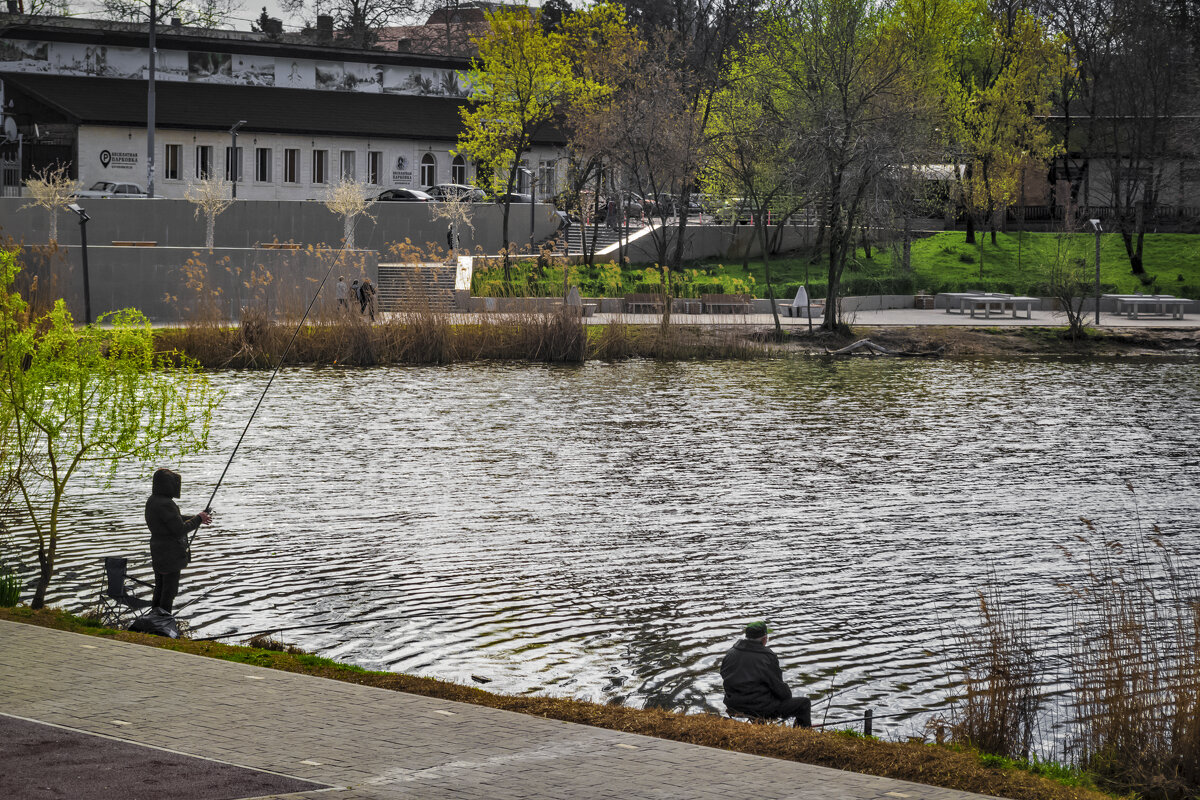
0, 571, 20, 607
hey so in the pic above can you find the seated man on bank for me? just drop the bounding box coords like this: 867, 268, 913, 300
720, 621, 811, 727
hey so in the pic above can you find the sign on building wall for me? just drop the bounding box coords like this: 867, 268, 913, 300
0, 39, 470, 98
391, 152, 414, 186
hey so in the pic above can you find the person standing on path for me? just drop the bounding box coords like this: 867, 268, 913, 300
361, 278, 377, 321
336, 276, 348, 311
720, 621, 811, 727
145, 468, 211, 613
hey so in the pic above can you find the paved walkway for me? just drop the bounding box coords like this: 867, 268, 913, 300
0, 619, 1002, 800
393, 309, 1199, 328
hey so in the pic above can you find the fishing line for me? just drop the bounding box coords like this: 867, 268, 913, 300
191, 219, 379, 548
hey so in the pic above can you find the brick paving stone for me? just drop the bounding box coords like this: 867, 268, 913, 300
0, 619, 1010, 800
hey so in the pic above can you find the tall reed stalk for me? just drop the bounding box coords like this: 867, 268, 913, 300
946, 490, 1200, 800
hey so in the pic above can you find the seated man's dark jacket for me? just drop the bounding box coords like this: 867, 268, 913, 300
145, 470, 201, 573
720, 638, 792, 717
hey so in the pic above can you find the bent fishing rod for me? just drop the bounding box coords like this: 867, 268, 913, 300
190, 228, 373, 548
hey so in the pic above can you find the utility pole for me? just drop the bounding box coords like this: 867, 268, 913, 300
147, 0, 157, 197
230, 120, 246, 199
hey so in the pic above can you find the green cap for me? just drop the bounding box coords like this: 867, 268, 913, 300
744, 621, 771, 639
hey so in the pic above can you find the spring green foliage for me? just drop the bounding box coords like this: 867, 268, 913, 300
945, 0, 1066, 247
0, 249, 222, 609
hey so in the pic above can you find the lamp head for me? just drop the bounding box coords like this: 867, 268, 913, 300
231, 119, 247, 134
67, 203, 89, 222
1089, 218, 1102, 232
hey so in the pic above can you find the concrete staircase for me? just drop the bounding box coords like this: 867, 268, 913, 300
376, 262, 457, 312
540, 224, 632, 257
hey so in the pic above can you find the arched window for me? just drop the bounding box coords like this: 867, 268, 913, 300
451, 154, 467, 185
420, 153, 437, 187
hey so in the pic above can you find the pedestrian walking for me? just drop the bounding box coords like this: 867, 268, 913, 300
336, 276, 348, 310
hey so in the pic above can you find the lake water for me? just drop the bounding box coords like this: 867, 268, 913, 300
13, 357, 1200, 738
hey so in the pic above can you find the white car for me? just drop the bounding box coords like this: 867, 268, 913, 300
76, 181, 147, 198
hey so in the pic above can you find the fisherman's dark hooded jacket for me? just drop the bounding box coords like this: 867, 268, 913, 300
145, 469, 201, 573
720, 638, 793, 717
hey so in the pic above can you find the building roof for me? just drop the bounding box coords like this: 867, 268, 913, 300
0, 14, 471, 70
2, 71, 571, 145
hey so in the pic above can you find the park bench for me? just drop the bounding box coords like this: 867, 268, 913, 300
256, 242, 303, 250
624, 293, 664, 314
111, 240, 157, 247
702, 293, 754, 314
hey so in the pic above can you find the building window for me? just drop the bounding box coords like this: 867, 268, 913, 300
538, 160, 555, 200
312, 149, 328, 184
368, 151, 382, 185
255, 148, 272, 183
225, 146, 243, 182
284, 148, 300, 183
339, 150, 356, 181
163, 144, 181, 180
195, 145, 214, 179
451, 154, 466, 185
516, 160, 529, 194
420, 152, 437, 187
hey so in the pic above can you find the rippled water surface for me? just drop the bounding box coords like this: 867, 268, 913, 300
14, 358, 1200, 735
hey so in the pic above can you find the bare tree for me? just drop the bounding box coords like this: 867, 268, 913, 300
323, 178, 377, 250
99, 0, 235, 27
283, 0, 418, 48
1039, 0, 1200, 276
428, 192, 475, 260
185, 177, 234, 251
770, 0, 941, 331
21, 164, 79, 245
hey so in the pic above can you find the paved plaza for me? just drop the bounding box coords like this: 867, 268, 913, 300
0, 620, 1006, 800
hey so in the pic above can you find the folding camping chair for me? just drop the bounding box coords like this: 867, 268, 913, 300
97, 557, 154, 628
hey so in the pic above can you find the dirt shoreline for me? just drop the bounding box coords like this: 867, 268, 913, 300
779, 325, 1200, 358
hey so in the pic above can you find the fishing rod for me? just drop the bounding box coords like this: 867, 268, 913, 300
190, 224, 376, 548
192, 613, 408, 642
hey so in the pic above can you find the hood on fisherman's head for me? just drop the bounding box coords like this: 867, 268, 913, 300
152, 468, 181, 498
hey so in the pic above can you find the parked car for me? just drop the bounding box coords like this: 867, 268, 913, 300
76, 181, 147, 198
425, 183, 486, 202
494, 192, 533, 204
375, 188, 433, 202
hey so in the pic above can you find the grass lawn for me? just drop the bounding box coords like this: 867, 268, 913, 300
689, 231, 1200, 299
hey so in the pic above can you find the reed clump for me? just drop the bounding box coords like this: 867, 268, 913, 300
945, 491, 1200, 800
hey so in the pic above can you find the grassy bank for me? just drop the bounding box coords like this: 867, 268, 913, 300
0, 607, 1117, 800
494, 232, 1200, 301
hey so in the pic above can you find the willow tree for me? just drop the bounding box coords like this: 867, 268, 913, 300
0, 249, 221, 608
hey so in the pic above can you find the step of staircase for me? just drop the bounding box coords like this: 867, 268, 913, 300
377, 262, 457, 312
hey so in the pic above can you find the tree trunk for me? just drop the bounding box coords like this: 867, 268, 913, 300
759, 217, 781, 338
965, 214, 976, 245
48, 209, 58, 244
206, 214, 216, 252
344, 214, 356, 250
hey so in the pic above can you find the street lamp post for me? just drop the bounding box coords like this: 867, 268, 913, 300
230, 120, 246, 199
518, 167, 534, 254
1090, 218, 1102, 325
68, 203, 92, 324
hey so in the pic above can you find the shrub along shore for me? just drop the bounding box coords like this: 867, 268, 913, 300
0, 607, 1116, 800
153, 315, 1200, 369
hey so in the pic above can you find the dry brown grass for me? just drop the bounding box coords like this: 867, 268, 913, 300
0, 606, 1119, 800
945, 496, 1199, 799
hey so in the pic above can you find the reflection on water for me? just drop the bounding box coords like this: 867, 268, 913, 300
10, 358, 1200, 736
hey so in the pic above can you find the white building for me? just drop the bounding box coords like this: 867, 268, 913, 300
0, 14, 565, 200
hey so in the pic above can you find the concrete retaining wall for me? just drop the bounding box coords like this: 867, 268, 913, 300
0, 198, 559, 253
19, 244, 380, 323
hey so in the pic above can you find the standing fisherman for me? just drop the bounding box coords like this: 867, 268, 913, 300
146, 468, 211, 613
